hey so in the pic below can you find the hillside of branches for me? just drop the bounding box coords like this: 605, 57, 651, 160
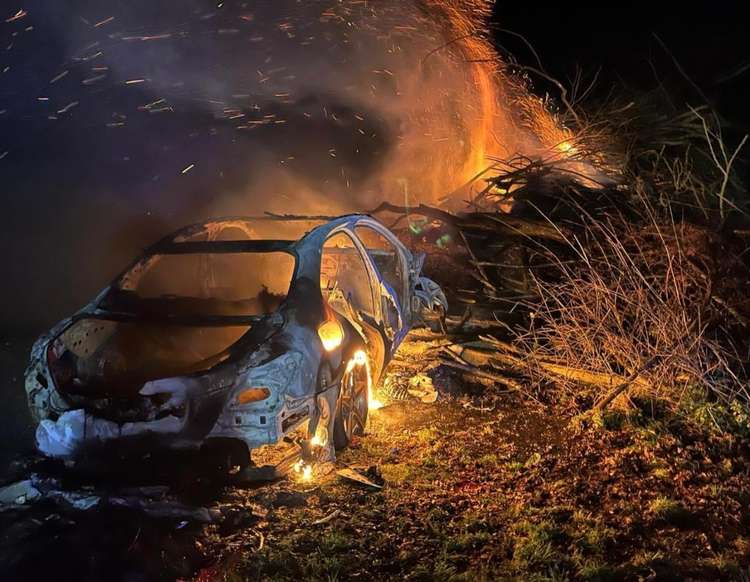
378, 76, 750, 434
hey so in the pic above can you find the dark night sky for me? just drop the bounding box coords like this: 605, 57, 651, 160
493, 3, 749, 129
0, 1, 747, 334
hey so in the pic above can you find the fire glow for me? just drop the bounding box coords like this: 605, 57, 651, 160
293, 459, 313, 482
349, 349, 383, 411
318, 318, 344, 352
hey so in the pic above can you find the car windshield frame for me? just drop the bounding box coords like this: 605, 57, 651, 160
99, 239, 299, 326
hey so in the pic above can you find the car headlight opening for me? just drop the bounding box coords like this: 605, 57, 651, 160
236, 386, 271, 405
318, 319, 344, 352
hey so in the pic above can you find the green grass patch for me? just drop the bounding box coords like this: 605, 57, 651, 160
592, 410, 626, 431
414, 425, 440, 444
525, 452, 542, 467
649, 496, 693, 526
476, 453, 498, 467
380, 463, 412, 484
512, 520, 566, 572
577, 561, 617, 581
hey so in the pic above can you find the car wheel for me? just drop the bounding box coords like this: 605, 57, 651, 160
333, 354, 369, 450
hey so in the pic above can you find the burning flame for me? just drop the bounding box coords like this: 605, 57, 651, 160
310, 422, 329, 448
348, 350, 384, 411
293, 458, 313, 482
555, 140, 579, 157
353, 350, 368, 367
369, 391, 385, 411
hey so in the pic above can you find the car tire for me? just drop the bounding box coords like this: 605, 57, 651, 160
333, 357, 369, 450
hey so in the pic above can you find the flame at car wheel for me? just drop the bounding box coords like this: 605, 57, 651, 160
337, 352, 370, 446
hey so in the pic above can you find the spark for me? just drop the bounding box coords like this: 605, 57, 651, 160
49, 71, 69, 84
181, 164, 195, 174
82, 74, 106, 85
5, 10, 27, 23
122, 34, 173, 41
77, 51, 103, 62
57, 101, 79, 115
140, 98, 165, 110
94, 16, 115, 28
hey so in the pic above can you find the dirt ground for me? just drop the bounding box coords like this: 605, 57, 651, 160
3, 332, 750, 581
201, 334, 750, 581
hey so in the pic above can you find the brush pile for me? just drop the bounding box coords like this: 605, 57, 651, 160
377, 97, 750, 427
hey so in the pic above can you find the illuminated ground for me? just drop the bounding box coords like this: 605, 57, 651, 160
197, 335, 750, 581
2, 333, 750, 581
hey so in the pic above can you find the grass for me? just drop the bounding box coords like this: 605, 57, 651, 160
649, 496, 693, 526
506, 508, 617, 579
379, 463, 412, 484
507, 460, 525, 473
512, 520, 566, 571
572, 517, 613, 556
414, 425, 439, 444
650, 465, 671, 480
704, 551, 741, 577
592, 410, 626, 431
576, 562, 616, 582
476, 453, 498, 467
524, 451, 543, 467
213, 388, 750, 581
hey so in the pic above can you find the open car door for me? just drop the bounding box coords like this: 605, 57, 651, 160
352, 220, 411, 353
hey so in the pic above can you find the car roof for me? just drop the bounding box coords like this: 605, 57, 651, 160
103, 213, 408, 313
149, 214, 374, 252
114, 213, 393, 289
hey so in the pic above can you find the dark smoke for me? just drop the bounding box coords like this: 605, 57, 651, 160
0, 1, 558, 331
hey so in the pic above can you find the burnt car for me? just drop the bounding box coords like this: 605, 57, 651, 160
24, 215, 446, 472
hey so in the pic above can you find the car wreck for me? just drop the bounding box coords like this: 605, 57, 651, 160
24, 215, 446, 477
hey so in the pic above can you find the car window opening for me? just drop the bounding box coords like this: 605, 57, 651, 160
353, 225, 407, 306
48, 250, 296, 399
320, 232, 376, 320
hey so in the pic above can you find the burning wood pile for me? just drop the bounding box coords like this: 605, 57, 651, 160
373, 104, 750, 424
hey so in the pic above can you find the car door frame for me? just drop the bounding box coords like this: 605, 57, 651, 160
348, 217, 412, 351
319, 217, 410, 356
